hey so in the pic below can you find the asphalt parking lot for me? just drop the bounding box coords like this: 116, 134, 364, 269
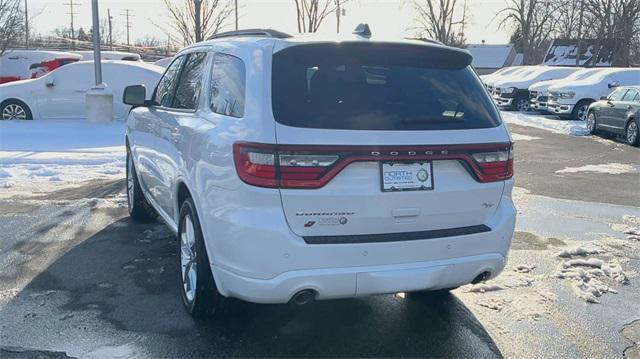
1, 119, 639, 358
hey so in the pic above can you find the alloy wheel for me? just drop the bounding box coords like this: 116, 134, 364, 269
2, 104, 27, 120
627, 121, 639, 145
586, 113, 596, 132
180, 215, 198, 303
126, 155, 135, 212
517, 99, 530, 112
577, 105, 588, 121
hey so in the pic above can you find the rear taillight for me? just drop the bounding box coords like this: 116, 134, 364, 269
233, 142, 513, 189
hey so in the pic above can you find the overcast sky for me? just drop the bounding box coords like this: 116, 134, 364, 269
27, 0, 511, 45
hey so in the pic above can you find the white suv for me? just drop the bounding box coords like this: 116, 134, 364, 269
123, 28, 516, 318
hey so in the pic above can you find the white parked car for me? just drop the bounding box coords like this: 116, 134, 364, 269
492, 66, 582, 111
548, 67, 640, 120
528, 68, 604, 112
0, 60, 163, 120
0, 50, 82, 83
483, 66, 537, 94
123, 28, 516, 319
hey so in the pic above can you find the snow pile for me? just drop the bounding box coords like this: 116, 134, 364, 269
511, 133, 542, 141
625, 228, 640, 241
557, 243, 605, 258
554, 258, 628, 303
502, 111, 589, 136
467, 273, 535, 293
0, 120, 125, 190
556, 163, 639, 175
610, 215, 640, 240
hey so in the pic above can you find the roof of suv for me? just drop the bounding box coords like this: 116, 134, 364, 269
179, 27, 470, 57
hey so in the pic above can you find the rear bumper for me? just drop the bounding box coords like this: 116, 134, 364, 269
209, 188, 516, 303
213, 253, 506, 303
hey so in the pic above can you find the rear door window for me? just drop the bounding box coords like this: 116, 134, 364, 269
609, 88, 628, 101
622, 89, 638, 102
209, 54, 246, 118
272, 43, 501, 131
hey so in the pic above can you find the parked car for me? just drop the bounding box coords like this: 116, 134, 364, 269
548, 67, 640, 120
123, 28, 516, 319
493, 66, 581, 111
586, 86, 640, 146
483, 66, 537, 94
529, 68, 603, 112
72, 50, 142, 61
153, 57, 174, 67
0, 61, 163, 120
29, 57, 80, 78
0, 50, 82, 84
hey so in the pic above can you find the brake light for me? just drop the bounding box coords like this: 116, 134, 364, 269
233, 142, 513, 189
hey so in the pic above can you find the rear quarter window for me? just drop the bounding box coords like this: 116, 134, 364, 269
272, 43, 501, 131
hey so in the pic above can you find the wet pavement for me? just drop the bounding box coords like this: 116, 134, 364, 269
1, 121, 639, 358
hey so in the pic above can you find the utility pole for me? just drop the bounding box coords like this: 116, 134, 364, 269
576, 0, 584, 67
194, 0, 202, 42
235, 0, 238, 30
121, 8, 133, 47
24, 0, 29, 48
62, 0, 80, 50
336, 0, 340, 33
107, 8, 113, 50
91, 0, 102, 85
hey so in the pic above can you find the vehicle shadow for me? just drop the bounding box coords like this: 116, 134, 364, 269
4, 218, 502, 358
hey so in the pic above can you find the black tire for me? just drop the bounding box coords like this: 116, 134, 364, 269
126, 148, 157, 222
514, 97, 530, 112
1, 99, 33, 120
178, 197, 222, 319
586, 111, 599, 135
625, 119, 639, 147
571, 100, 592, 121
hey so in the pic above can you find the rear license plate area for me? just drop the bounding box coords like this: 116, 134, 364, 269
380, 162, 434, 192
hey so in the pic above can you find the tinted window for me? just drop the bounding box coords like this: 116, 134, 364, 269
154, 55, 185, 107
608, 88, 628, 101
210, 54, 245, 118
272, 43, 499, 131
622, 89, 638, 102
174, 52, 207, 110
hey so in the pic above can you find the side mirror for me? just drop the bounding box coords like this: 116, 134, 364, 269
45, 77, 55, 87
600, 96, 608, 101
608, 81, 620, 89
123, 85, 147, 106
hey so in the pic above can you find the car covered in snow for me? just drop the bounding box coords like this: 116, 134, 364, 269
548, 67, 640, 120
0, 60, 163, 120
492, 66, 581, 111
72, 50, 142, 62
0, 50, 82, 84
586, 86, 640, 146
528, 68, 604, 112
483, 66, 537, 94
123, 28, 516, 319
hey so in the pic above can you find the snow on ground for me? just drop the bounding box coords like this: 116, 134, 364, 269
502, 111, 590, 136
556, 163, 639, 175
0, 120, 125, 193
511, 133, 542, 141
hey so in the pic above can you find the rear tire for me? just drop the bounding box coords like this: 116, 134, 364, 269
126, 148, 157, 222
178, 198, 222, 319
625, 119, 639, 147
514, 97, 530, 112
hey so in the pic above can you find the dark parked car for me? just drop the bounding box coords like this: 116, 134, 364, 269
586, 86, 640, 146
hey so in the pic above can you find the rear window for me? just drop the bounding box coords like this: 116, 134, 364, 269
272, 43, 501, 131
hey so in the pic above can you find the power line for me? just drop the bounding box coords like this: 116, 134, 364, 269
62, 0, 81, 49
121, 8, 133, 47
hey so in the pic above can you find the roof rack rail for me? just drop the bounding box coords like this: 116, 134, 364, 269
207, 29, 292, 40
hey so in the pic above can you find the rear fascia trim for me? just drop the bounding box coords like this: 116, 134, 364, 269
303, 224, 491, 244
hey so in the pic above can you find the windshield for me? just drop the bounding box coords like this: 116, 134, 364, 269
272, 43, 501, 131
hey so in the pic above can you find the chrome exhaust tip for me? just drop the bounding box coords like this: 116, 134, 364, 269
471, 271, 491, 284
291, 289, 316, 305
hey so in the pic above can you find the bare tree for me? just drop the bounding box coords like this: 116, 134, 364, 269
553, 0, 582, 38
498, 0, 560, 65
293, 0, 349, 33
0, 0, 24, 55
136, 36, 163, 48
157, 0, 234, 45
410, 0, 468, 46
